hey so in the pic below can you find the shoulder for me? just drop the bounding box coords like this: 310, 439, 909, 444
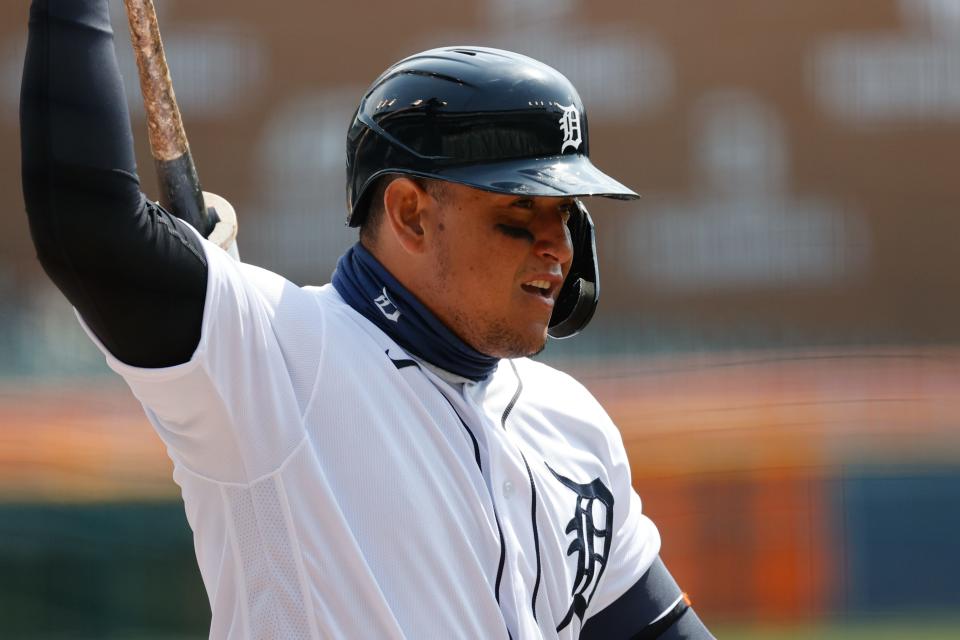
203, 242, 339, 326
235, 260, 296, 306
506, 357, 623, 456
510, 357, 608, 420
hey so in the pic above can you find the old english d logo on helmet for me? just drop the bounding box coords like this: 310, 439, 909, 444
345, 47, 639, 339
558, 104, 582, 153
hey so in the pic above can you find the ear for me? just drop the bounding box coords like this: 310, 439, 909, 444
382, 177, 431, 255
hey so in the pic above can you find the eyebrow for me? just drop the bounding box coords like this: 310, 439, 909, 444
507, 197, 575, 209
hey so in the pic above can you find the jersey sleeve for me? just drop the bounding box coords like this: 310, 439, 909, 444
78, 236, 316, 483
583, 418, 663, 621
520, 359, 664, 627
586, 450, 660, 620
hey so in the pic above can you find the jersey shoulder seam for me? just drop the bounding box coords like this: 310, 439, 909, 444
172, 434, 311, 488
298, 286, 336, 421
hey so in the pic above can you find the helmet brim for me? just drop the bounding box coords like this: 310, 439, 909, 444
421, 155, 639, 201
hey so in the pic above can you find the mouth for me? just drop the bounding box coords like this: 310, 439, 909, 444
520, 278, 560, 302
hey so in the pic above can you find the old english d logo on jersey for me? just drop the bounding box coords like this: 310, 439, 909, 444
547, 463, 615, 632
558, 104, 582, 153
374, 287, 401, 322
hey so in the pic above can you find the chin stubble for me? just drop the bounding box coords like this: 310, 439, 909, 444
432, 235, 546, 358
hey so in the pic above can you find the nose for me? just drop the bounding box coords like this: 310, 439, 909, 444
532, 209, 574, 265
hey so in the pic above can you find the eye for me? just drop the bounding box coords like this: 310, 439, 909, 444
496, 224, 534, 241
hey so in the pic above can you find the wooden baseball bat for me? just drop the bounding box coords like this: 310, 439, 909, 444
123, 0, 239, 257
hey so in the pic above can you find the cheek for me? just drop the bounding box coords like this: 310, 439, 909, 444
437, 237, 493, 292
460, 257, 516, 316
437, 227, 526, 306
466, 259, 514, 304
448, 232, 511, 277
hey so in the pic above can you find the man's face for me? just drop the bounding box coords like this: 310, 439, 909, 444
419, 182, 575, 359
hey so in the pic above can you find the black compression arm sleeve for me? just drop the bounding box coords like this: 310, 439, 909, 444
20, 0, 208, 368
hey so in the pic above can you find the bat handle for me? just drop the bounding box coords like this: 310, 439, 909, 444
156, 152, 218, 234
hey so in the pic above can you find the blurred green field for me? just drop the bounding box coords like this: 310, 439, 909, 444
713, 619, 960, 640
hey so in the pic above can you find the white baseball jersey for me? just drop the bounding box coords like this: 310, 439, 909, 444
80, 238, 661, 639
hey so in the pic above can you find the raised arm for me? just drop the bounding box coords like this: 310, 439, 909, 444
20, 0, 208, 367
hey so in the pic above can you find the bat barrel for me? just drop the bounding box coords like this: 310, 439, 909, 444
124, 0, 214, 235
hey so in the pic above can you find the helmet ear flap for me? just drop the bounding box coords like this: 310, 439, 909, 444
548, 200, 599, 339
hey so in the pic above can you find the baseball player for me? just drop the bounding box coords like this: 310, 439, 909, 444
20, 1, 714, 638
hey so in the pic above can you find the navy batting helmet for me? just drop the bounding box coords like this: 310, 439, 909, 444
345, 46, 639, 338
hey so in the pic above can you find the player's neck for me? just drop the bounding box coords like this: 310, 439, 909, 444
332, 243, 499, 381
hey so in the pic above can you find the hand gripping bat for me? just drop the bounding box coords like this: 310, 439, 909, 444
123, 0, 240, 259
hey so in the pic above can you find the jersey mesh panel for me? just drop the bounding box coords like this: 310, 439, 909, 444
226, 477, 312, 639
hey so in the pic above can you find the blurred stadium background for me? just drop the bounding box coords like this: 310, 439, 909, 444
3, 0, 960, 637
